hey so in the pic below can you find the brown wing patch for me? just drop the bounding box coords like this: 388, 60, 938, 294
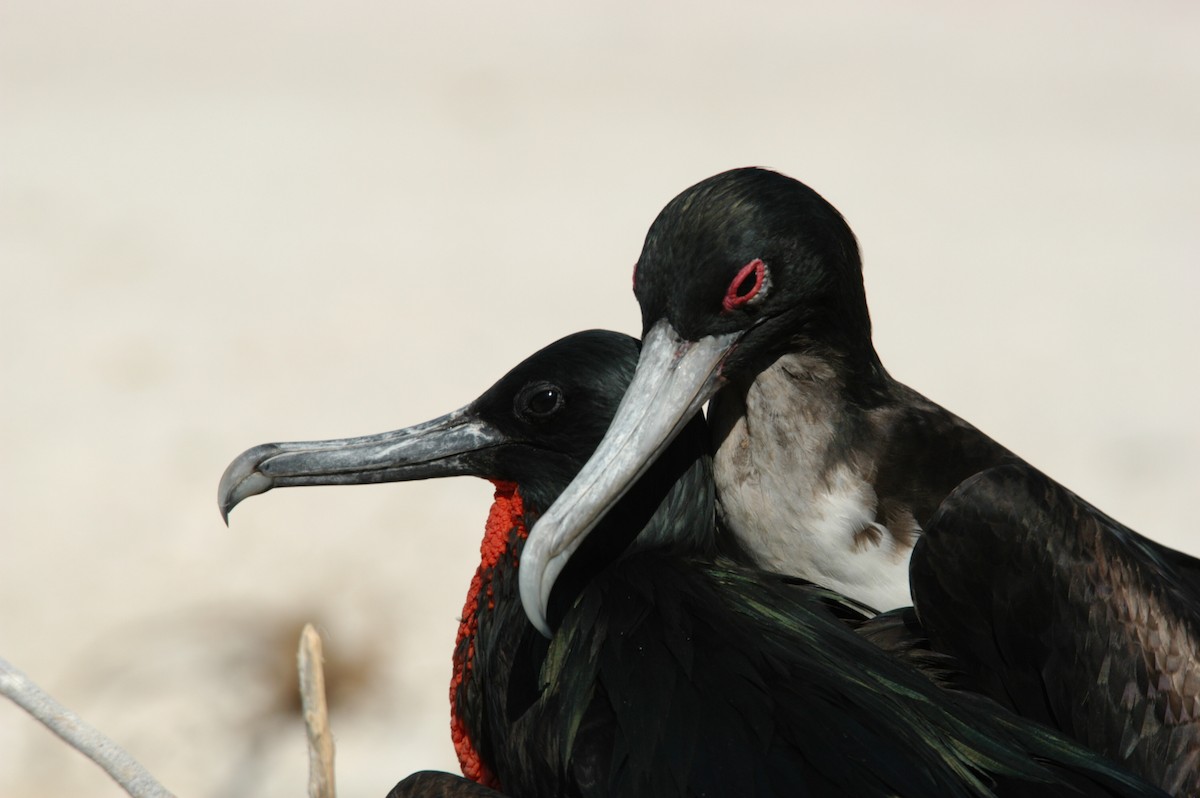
875, 498, 921, 561
852, 523, 884, 552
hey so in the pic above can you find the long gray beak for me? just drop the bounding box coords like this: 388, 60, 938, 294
518, 319, 738, 636
218, 407, 505, 522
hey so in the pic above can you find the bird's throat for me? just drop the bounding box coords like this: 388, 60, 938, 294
710, 353, 914, 611
450, 480, 527, 788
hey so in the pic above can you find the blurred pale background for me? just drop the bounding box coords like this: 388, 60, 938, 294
2, 2, 1197, 796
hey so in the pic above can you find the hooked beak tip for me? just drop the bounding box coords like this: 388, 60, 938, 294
217, 443, 281, 526
530, 612, 552, 639
218, 479, 243, 524
518, 532, 557, 639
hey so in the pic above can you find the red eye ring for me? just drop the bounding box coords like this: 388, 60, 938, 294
722, 258, 767, 312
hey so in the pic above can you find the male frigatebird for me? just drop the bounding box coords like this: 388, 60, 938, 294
220, 330, 1165, 797
517, 168, 1200, 795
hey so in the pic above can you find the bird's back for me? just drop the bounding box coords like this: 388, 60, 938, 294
521, 550, 1165, 798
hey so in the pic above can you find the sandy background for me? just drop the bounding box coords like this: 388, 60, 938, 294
2, 2, 1198, 796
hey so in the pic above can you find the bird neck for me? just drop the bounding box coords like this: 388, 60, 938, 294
450, 480, 528, 789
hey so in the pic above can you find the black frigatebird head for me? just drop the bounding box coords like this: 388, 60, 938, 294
221, 328, 714, 632
635, 166, 875, 373
520, 167, 882, 634
219, 330, 642, 522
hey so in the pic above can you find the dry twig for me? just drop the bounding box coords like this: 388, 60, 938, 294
298, 623, 337, 798
0, 654, 176, 798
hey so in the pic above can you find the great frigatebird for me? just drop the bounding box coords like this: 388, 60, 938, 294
516, 168, 1200, 795
220, 329, 1165, 797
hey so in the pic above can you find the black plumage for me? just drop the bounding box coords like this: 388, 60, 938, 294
220, 330, 1164, 798
387, 770, 508, 798
912, 464, 1200, 796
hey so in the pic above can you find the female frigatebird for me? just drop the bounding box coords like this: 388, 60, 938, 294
220, 330, 1165, 797
517, 168, 1200, 795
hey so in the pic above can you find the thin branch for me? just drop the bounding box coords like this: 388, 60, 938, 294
298, 623, 337, 798
0, 655, 176, 798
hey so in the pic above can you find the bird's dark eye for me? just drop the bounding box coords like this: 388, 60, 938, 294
722, 258, 768, 312
516, 382, 564, 420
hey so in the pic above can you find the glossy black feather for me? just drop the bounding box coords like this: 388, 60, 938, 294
529, 549, 1166, 798
387, 770, 509, 798
912, 464, 1200, 796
